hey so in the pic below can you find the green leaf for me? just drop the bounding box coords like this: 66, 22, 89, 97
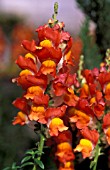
34, 150, 44, 155
2, 167, 10, 170
26, 150, 34, 155
35, 159, 44, 169
20, 162, 34, 168
21, 156, 32, 163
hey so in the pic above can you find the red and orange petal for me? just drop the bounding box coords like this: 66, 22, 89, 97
80, 83, 89, 98
105, 127, 110, 145
102, 112, 110, 129
63, 88, 79, 107
12, 111, 29, 125
105, 83, 110, 101
22, 39, 36, 52
54, 130, 72, 144
94, 103, 105, 118
74, 139, 93, 159
78, 99, 94, 117
64, 37, 73, 55
33, 93, 49, 106
35, 46, 62, 64
29, 105, 46, 124
16, 54, 37, 73
24, 86, 43, 100
49, 118, 68, 136
83, 69, 94, 84
38, 60, 56, 77
65, 50, 74, 66
53, 82, 67, 96
53, 73, 79, 96
36, 25, 61, 47
12, 97, 30, 113
59, 161, 74, 170
70, 38, 82, 72
98, 72, 110, 89
45, 105, 67, 120
56, 142, 75, 163
12, 74, 47, 90
80, 127, 99, 145
67, 107, 90, 129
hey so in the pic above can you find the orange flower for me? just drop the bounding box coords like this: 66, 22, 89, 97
56, 142, 75, 163
105, 127, 110, 145
74, 139, 93, 158
59, 161, 74, 170
29, 105, 46, 124
67, 107, 90, 129
38, 59, 56, 77
24, 86, 43, 100
13, 111, 29, 125
63, 88, 79, 106
80, 84, 89, 98
103, 113, 110, 144
81, 127, 99, 145
49, 118, 68, 136
105, 83, 110, 101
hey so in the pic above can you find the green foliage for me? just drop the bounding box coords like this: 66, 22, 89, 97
79, 17, 102, 69
76, 0, 110, 55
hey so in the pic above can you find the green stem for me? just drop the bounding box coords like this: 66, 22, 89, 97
32, 133, 45, 170
93, 143, 100, 170
37, 134, 45, 160
53, 2, 58, 21
32, 164, 37, 170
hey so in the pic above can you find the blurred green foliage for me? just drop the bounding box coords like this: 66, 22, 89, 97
79, 17, 102, 69
76, 0, 110, 55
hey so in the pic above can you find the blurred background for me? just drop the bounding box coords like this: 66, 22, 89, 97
0, 0, 110, 169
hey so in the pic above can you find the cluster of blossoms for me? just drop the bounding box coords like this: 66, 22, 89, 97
12, 10, 110, 170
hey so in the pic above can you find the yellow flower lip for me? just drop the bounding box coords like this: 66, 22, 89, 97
57, 142, 72, 151
19, 69, 33, 76
80, 139, 93, 147
25, 53, 36, 61
40, 40, 53, 48
27, 86, 43, 94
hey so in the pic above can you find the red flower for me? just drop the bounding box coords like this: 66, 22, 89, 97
67, 107, 90, 129
12, 97, 30, 114
45, 105, 67, 120
56, 142, 75, 163
103, 113, 110, 144
80, 127, 99, 145
15, 53, 37, 73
